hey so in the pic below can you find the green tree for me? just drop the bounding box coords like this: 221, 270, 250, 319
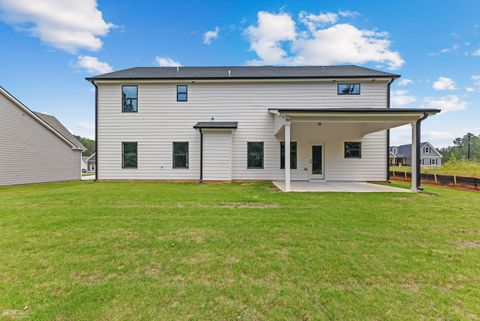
438, 133, 480, 162
75, 136, 95, 156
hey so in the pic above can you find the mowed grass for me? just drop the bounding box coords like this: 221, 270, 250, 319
391, 161, 480, 177
1, 181, 480, 320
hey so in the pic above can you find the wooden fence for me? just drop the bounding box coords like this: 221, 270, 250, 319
390, 171, 479, 191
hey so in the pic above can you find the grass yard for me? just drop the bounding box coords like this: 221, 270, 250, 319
391, 161, 480, 178
1, 181, 480, 320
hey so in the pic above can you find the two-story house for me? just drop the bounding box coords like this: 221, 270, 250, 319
390, 142, 442, 166
86, 66, 440, 191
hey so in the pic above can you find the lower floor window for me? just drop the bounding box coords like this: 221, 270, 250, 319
280, 142, 297, 169
122, 142, 138, 168
247, 142, 264, 169
173, 142, 189, 168
344, 142, 362, 158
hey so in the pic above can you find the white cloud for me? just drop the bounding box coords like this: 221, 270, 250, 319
0, 0, 115, 53
398, 78, 413, 86
203, 26, 219, 45
155, 56, 181, 67
245, 11, 296, 65
78, 121, 94, 130
299, 11, 337, 32
466, 87, 476, 92
432, 77, 457, 90
423, 95, 468, 113
472, 75, 480, 86
470, 48, 480, 56
76, 55, 112, 74
338, 10, 360, 18
391, 90, 416, 106
245, 11, 404, 69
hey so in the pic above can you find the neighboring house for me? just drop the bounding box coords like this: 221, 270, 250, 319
0, 86, 85, 186
87, 65, 440, 191
390, 142, 442, 166
86, 153, 96, 172
81, 156, 88, 172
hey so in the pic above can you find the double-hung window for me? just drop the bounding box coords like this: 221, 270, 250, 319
247, 142, 264, 169
173, 142, 189, 168
280, 142, 297, 169
122, 142, 138, 168
177, 85, 188, 102
344, 142, 362, 158
122, 86, 138, 112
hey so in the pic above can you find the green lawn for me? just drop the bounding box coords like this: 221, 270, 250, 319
1, 181, 480, 320
391, 161, 480, 177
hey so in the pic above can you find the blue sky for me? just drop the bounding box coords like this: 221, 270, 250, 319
0, 0, 479, 146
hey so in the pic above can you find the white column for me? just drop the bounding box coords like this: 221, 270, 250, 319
285, 121, 291, 192
411, 122, 418, 192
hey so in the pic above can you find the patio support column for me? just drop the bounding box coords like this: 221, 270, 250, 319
285, 120, 291, 192
411, 122, 418, 192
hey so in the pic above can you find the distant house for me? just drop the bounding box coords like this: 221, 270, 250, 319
0, 86, 85, 186
81, 156, 88, 172
390, 142, 442, 166
86, 153, 96, 172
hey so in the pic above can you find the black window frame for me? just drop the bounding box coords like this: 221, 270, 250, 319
247, 142, 264, 169
122, 142, 138, 169
337, 83, 361, 95
280, 141, 297, 169
177, 85, 188, 102
172, 142, 189, 169
122, 85, 138, 113
344, 141, 362, 159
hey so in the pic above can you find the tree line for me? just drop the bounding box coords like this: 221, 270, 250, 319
74, 136, 95, 157
438, 133, 480, 162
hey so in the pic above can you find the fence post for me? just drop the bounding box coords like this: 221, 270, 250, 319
434, 173, 437, 184
453, 175, 457, 187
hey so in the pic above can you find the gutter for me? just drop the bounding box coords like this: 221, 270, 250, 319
386, 77, 396, 183
93, 82, 98, 181
415, 112, 429, 191
199, 129, 203, 183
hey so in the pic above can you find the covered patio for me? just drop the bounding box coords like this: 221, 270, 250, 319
269, 107, 440, 192
273, 180, 410, 192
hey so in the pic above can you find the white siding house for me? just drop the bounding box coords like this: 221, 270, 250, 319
0, 86, 85, 186
88, 66, 440, 191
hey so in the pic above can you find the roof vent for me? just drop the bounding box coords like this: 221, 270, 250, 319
176, 66, 179, 72
228, 69, 231, 76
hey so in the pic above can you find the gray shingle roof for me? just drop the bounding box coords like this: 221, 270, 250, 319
193, 122, 238, 129
34, 112, 85, 150
392, 142, 429, 158
87, 65, 400, 80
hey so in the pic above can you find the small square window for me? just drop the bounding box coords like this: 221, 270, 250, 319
247, 142, 264, 169
337, 83, 360, 95
177, 85, 188, 102
173, 142, 189, 168
122, 86, 138, 112
122, 142, 138, 168
344, 142, 361, 158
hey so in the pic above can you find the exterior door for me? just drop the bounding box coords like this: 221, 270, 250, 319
310, 145, 324, 179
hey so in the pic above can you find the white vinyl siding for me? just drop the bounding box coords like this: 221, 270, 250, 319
203, 130, 232, 181
96, 80, 388, 181
0, 93, 81, 186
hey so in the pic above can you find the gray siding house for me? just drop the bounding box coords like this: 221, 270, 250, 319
87, 65, 440, 191
390, 142, 442, 166
0, 86, 85, 186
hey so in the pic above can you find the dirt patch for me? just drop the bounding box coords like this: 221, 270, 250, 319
216, 202, 279, 209
461, 241, 480, 248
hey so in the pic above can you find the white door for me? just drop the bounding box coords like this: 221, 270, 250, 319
203, 130, 232, 181
309, 144, 324, 180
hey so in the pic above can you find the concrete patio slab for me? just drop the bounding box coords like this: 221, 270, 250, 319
273, 180, 411, 192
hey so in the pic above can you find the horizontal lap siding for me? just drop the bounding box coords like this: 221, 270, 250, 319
203, 131, 231, 180
0, 94, 81, 186
97, 81, 388, 180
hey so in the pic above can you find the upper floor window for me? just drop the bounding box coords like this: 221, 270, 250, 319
122, 142, 138, 168
338, 83, 360, 95
177, 85, 188, 102
424, 146, 430, 153
173, 142, 189, 168
344, 142, 362, 158
122, 86, 138, 112
280, 142, 297, 169
247, 142, 264, 169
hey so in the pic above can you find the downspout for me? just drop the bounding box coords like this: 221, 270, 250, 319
386, 77, 395, 183
199, 129, 203, 183
93, 82, 98, 181
416, 112, 429, 191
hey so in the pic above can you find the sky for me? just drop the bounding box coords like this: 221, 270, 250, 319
0, 0, 479, 146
